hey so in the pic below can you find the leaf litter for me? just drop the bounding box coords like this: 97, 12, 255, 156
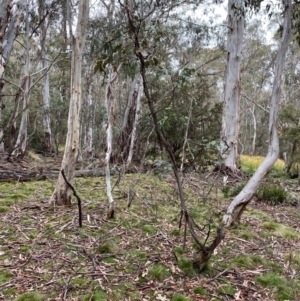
0, 164, 299, 300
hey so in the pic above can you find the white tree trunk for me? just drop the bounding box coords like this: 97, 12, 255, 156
85, 83, 93, 153
105, 65, 121, 218
249, 105, 256, 155
50, 0, 89, 206
126, 74, 143, 165
180, 98, 193, 172
220, 0, 244, 173
39, 0, 52, 153
223, 0, 292, 227
0, 0, 25, 151
12, 0, 30, 158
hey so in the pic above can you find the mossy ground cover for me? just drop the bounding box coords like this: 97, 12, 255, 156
0, 159, 300, 300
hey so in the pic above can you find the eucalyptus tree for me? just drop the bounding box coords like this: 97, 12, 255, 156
219, 0, 245, 175
11, 0, 30, 158
50, 0, 89, 206
223, 0, 292, 227
38, 0, 53, 153
0, 0, 25, 151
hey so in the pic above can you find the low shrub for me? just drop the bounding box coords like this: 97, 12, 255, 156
257, 184, 287, 205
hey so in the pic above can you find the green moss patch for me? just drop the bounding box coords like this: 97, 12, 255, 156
261, 222, 298, 240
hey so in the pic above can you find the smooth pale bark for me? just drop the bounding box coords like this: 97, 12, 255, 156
0, 0, 24, 151
126, 74, 143, 165
220, 0, 244, 172
39, 0, 52, 153
50, 0, 89, 206
249, 105, 256, 155
223, 0, 292, 227
105, 65, 120, 218
180, 98, 193, 172
12, 1, 30, 158
85, 83, 93, 154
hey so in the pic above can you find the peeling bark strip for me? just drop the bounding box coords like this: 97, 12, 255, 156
50, 0, 89, 206
223, 0, 292, 227
220, 0, 244, 173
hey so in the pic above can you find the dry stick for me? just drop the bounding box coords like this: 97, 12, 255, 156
61, 169, 82, 227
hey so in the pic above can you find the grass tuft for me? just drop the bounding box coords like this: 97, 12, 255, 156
12, 292, 44, 301
0, 270, 12, 284
141, 224, 156, 235
171, 294, 191, 301
216, 284, 236, 296
82, 289, 107, 301
257, 184, 287, 205
254, 272, 293, 301
148, 264, 170, 281
193, 286, 208, 295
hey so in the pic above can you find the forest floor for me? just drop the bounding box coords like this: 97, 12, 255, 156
0, 154, 300, 301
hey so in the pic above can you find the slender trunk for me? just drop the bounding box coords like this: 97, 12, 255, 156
249, 105, 256, 155
126, 74, 143, 165
220, 0, 244, 174
180, 98, 193, 172
85, 83, 93, 154
50, 0, 89, 206
105, 65, 121, 218
39, 0, 52, 153
223, 0, 292, 227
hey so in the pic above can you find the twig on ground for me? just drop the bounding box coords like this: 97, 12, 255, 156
61, 169, 83, 227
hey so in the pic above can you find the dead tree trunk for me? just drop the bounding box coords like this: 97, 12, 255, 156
223, 0, 292, 227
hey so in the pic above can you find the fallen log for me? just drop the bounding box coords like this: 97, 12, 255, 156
0, 168, 108, 182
